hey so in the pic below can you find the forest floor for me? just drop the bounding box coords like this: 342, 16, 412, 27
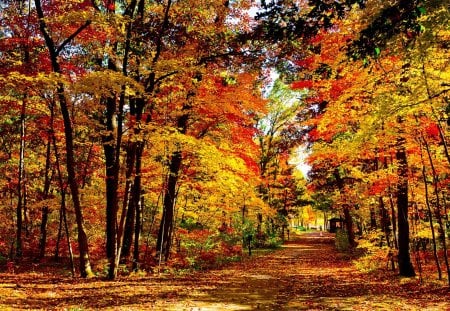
1, 231, 449, 310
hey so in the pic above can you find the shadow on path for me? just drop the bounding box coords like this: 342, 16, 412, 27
169, 231, 448, 311
1, 232, 448, 310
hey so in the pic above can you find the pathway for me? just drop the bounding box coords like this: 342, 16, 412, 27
160, 231, 448, 310
1, 232, 448, 310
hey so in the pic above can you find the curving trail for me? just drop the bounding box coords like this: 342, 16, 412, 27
1, 232, 448, 310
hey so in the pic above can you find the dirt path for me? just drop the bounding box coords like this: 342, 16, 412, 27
1, 232, 449, 310
163, 232, 449, 310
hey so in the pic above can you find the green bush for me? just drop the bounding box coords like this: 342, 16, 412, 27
265, 233, 283, 249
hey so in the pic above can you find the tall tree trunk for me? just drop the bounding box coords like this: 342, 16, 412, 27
57, 86, 93, 277
379, 197, 391, 246
102, 95, 120, 279
421, 164, 442, 279
395, 132, 415, 277
121, 184, 136, 260
39, 101, 55, 259
121, 142, 138, 261
15, 99, 26, 259
53, 134, 75, 276
383, 154, 399, 249
35, 0, 93, 277
121, 96, 145, 273
38, 137, 52, 260
156, 109, 189, 261
388, 193, 399, 249
157, 150, 182, 261
132, 146, 143, 271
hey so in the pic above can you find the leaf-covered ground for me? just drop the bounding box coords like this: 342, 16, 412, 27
1, 232, 449, 310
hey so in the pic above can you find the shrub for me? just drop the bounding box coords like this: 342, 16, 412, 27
353, 250, 387, 272
265, 233, 283, 249
169, 227, 243, 270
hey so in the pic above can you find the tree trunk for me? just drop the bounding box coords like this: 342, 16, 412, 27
15, 99, 26, 260
370, 208, 377, 229
38, 137, 52, 259
156, 104, 189, 261
119, 141, 137, 262
58, 84, 93, 278
132, 143, 143, 271
342, 204, 356, 247
388, 193, 399, 249
333, 168, 355, 247
157, 150, 182, 261
35, 0, 93, 277
422, 164, 442, 279
63, 191, 76, 277
121, 188, 136, 260
53, 133, 75, 276
379, 197, 392, 246
395, 134, 415, 277
55, 200, 63, 260
102, 95, 120, 279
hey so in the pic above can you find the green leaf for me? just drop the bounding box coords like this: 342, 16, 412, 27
374, 47, 381, 57
417, 6, 426, 15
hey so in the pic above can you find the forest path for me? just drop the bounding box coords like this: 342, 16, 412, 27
1, 232, 448, 310
162, 231, 448, 311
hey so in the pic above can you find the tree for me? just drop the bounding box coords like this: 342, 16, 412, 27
33, 0, 94, 277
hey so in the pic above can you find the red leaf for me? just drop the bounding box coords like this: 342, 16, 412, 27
291, 80, 313, 89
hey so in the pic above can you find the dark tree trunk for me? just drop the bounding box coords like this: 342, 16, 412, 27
132, 143, 143, 271
102, 95, 120, 279
421, 164, 442, 279
342, 204, 356, 247
52, 134, 75, 276
156, 109, 189, 261
379, 197, 391, 246
120, 140, 137, 261
15, 99, 26, 260
39, 101, 54, 260
370, 208, 377, 229
395, 134, 415, 277
121, 190, 136, 260
35, 0, 93, 277
38, 137, 52, 259
157, 150, 182, 261
58, 83, 93, 278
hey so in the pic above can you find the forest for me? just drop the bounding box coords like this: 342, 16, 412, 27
0, 0, 449, 304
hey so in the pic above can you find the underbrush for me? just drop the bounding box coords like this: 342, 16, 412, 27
166, 227, 243, 271
350, 230, 392, 273
164, 227, 283, 272
350, 230, 450, 286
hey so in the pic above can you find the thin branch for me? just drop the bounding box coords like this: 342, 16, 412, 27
56, 20, 92, 55
153, 0, 172, 65
388, 88, 450, 114
154, 71, 179, 85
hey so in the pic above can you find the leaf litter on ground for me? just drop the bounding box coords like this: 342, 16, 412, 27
1, 231, 449, 310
